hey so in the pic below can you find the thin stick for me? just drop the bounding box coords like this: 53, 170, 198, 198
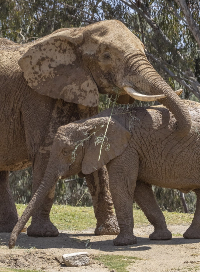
98, 94, 118, 161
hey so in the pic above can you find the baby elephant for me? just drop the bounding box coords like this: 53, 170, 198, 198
9, 100, 200, 248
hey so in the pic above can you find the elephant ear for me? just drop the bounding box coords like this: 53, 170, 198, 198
82, 117, 131, 175
19, 29, 99, 107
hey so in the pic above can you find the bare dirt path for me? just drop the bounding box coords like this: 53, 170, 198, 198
0, 224, 200, 272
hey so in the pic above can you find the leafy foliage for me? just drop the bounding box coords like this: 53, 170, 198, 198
0, 0, 89, 42
54, 177, 92, 206
153, 187, 196, 213
10, 168, 92, 206
9, 168, 32, 204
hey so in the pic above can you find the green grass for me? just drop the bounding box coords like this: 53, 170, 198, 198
172, 233, 182, 237
16, 204, 96, 231
133, 209, 193, 226
16, 204, 193, 231
94, 254, 141, 272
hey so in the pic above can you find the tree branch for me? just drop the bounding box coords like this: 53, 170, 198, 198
120, 0, 185, 62
165, 0, 187, 24
174, 0, 200, 47
146, 51, 200, 100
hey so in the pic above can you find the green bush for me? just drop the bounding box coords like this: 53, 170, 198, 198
9, 168, 92, 206
153, 186, 196, 213
9, 167, 197, 213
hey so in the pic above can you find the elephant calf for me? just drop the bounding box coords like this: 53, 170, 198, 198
9, 100, 200, 247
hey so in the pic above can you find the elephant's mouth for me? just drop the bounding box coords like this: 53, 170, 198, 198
123, 86, 183, 102
99, 84, 182, 103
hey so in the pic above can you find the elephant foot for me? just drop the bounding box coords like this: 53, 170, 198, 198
149, 228, 172, 240
113, 233, 137, 246
27, 219, 59, 237
183, 226, 200, 239
95, 215, 120, 235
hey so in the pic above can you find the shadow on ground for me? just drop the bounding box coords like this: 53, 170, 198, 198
0, 230, 199, 252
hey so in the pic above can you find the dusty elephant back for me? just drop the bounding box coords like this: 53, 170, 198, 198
110, 100, 200, 133
125, 101, 200, 190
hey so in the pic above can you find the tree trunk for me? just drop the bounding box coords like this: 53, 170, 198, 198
180, 191, 188, 213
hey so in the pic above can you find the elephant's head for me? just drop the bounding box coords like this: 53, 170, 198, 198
8, 116, 130, 248
19, 20, 191, 136
53, 116, 131, 176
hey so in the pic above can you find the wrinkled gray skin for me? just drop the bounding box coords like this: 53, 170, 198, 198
0, 20, 190, 237
9, 100, 200, 248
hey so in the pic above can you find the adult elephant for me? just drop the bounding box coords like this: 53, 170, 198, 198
0, 20, 190, 237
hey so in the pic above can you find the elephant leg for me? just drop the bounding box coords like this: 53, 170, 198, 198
85, 166, 119, 235
0, 171, 18, 232
134, 181, 172, 240
27, 153, 59, 237
107, 149, 139, 246
184, 189, 200, 239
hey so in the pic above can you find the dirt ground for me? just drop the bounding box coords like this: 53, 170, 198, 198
0, 224, 200, 272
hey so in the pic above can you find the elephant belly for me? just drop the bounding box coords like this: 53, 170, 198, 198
141, 173, 200, 192
137, 146, 200, 191
0, 138, 30, 171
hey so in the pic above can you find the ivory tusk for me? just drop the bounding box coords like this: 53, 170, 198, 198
123, 87, 183, 102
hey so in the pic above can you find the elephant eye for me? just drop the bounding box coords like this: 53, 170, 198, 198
103, 52, 111, 60
62, 148, 68, 156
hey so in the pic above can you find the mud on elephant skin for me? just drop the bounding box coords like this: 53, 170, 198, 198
9, 100, 200, 248
0, 19, 190, 237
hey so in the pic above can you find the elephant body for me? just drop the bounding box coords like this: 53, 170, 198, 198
0, 38, 119, 236
0, 19, 192, 241
9, 100, 200, 247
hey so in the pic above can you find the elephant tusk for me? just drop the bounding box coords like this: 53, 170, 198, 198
123, 87, 183, 102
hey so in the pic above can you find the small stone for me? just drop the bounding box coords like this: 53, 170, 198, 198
62, 252, 90, 267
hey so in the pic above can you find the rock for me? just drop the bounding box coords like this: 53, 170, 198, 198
62, 252, 90, 267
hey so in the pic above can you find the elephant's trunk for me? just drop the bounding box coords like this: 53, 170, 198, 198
9, 168, 59, 249
125, 53, 191, 136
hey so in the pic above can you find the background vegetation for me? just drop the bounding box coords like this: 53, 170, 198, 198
1, 0, 200, 212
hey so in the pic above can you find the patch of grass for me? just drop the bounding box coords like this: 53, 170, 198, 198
164, 211, 193, 225
0, 268, 42, 272
172, 233, 182, 237
51, 205, 96, 231
16, 204, 32, 226
16, 204, 193, 232
94, 254, 140, 272
133, 209, 193, 227
16, 204, 96, 231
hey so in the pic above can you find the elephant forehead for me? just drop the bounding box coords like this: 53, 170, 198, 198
57, 125, 82, 144
84, 20, 144, 52
82, 42, 99, 55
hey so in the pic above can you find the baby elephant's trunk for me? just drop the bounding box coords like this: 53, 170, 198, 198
9, 171, 58, 248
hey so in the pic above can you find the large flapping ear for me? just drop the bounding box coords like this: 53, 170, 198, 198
82, 117, 131, 175
19, 29, 99, 107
